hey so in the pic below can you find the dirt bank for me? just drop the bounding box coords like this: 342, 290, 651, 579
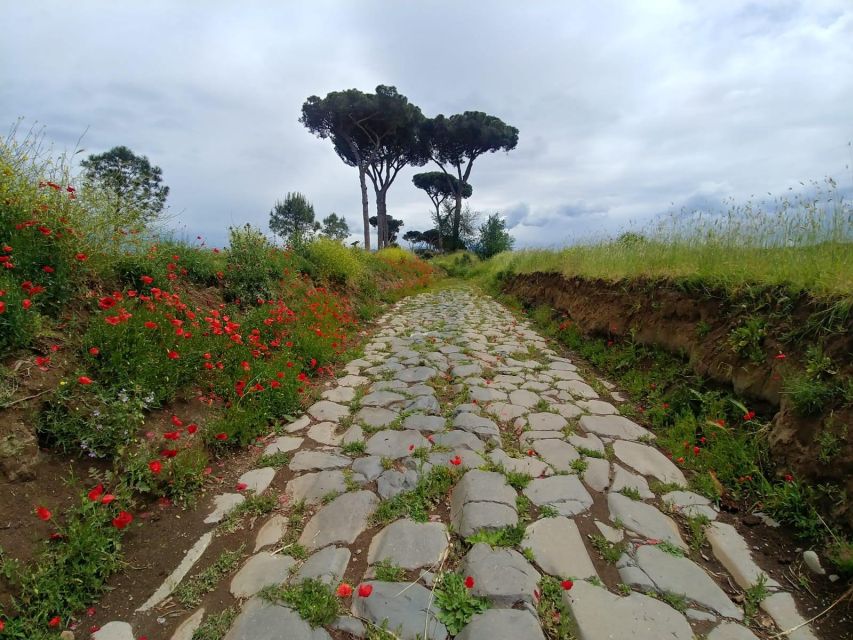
503, 272, 853, 530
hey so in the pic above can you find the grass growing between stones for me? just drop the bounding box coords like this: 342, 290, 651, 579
465, 524, 525, 548
341, 440, 367, 455
218, 492, 278, 535
589, 533, 625, 565
191, 606, 238, 640
373, 559, 406, 582
175, 545, 245, 607
537, 576, 577, 640
434, 572, 490, 635
255, 451, 291, 468
260, 578, 340, 627
372, 466, 457, 525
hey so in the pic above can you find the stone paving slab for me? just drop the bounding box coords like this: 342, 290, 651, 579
350, 581, 448, 640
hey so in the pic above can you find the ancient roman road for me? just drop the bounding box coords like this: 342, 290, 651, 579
96, 287, 819, 640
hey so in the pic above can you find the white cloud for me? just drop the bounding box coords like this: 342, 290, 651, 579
2, 0, 851, 247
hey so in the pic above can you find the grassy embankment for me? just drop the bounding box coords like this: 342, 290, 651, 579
0, 132, 434, 638
434, 184, 853, 575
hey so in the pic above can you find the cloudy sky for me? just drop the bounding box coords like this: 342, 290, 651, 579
2, 1, 851, 248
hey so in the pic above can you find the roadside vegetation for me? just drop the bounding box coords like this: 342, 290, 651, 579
0, 130, 434, 638
432, 184, 852, 577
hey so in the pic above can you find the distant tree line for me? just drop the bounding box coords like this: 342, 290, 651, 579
300, 85, 518, 250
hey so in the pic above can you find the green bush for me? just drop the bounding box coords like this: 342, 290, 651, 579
300, 237, 363, 285
223, 224, 278, 303
783, 372, 835, 416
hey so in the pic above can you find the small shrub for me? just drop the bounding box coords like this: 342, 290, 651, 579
300, 237, 363, 285
727, 316, 766, 363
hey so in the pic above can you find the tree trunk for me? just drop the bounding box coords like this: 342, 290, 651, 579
452, 191, 462, 251
434, 203, 444, 252
359, 165, 370, 250
376, 187, 388, 248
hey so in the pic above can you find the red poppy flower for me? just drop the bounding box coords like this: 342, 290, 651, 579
0, 301, 5, 314
784, 473, 794, 483
140, 275, 153, 285
42, 265, 54, 273
693, 446, 701, 456
78, 375, 93, 385
88, 484, 105, 501
676, 456, 685, 464
236, 482, 248, 491
743, 410, 756, 421
187, 423, 198, 434
35, 355, 50, 369
148, 460, 162, 474
98, 296, 116, 310
163, 431, 180, 441
112, 511, 133, 529
48, 616, 61, 628
167, 350, 180, 359
357, 583, 373, 597
88, 346, 100, 356
774, 352, 786, 360
144, 321, 158, 329
100, 494, 115, 505
527, 449, 535, 456
450, 455, 462, 466
0, 619, 5, 631
22, 298, 31, 309
464, 576, 474, 589
337, 582, 353, 597
215, 433, 228, 441
561, 579, 574, 590
75, 252, 88, 261
36, 505, 52, 521
171, 415, 183, 427
408, 444, 415, 451
160, 449, 178, 458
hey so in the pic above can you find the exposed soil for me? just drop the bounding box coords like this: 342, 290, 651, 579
502, 272, 853, 531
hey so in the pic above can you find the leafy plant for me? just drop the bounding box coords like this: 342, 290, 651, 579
589, 533, 625, 564
175, 546, 244, 607
466, 524, 525, 548
372, 466, 456, 525
261, 578, 340, 627
743, 574, 769, 623
373, 559, 405, 582
536, 576, 576, 640
434, 572, 490, 635
727, 316, 767, 364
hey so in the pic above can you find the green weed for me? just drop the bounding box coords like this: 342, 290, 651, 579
261, 578, 340, 627
434, 572, 490, 635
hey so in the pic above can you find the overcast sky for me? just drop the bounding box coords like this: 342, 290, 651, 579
2, 1, 851, 248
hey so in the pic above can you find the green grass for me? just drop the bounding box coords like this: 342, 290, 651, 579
175, 546, 244, 607
192, 607, 238, 640
260, 578, 340, 627
467, 184, 852, 298
372, 466, 457, 525
373, 559, 405, 582
466, 524, 525, 548
589, 533, 625, 564
217, 493, 277, 534
537, 576, 577, 640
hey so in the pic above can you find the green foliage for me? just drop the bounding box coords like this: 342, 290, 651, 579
269, 192, 319, 245
475, 213, 514, 259
656, 541, 686, 557
783, 372, 835, 416
815, 422, 846, 463
81, 145, 169, 226
320, 212, 350, 240
504, 470, 532, 490
618, 487, 643, 501
539, 505, 560, 518
0, 488, 127, 637
373, 559, 405, 582
727, 316, 766, 363
223, 223, 279, 303
341, 440, 366, 455
372, 466, 457, 525
192, 607, 238, 640
256, 451, 291, 468
757, 476, 824, 541
300, 236, 364, 284
536, 576, 576, 640
589, 533, 625, 564
218, 493, 277, 534
175, 546, 244, 607
262, 578, 340, 628
826, 539, 853, 576
686, 514, 710, 553
743, 574, 769, 623
434, 572, 490, 635
37, 384, 147, 458
466, 524, 525, 548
